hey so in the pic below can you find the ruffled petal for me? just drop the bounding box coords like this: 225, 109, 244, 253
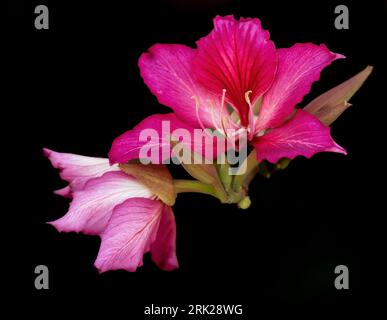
150, 205, 179, 270
48, 171, 153, 235
94, 198, 176, 273
44, 148, 119, 195
253, 110, 346, 163
193, 15, 277, 126
255, 43, 344, 132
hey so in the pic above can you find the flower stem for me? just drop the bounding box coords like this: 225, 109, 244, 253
173, 179, 219, 199
217, 162, 232, 191
232, 149, 260, 192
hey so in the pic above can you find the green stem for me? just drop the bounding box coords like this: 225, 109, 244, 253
217, 162, 232, 191
242, 165, 260, 188
174, 179, 219, 199
232, 149, 260, 192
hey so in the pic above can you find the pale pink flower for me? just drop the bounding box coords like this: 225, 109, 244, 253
45, 149, 178, 272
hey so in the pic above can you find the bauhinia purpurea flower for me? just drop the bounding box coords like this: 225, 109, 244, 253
45, 149, 178, 272
45, 15, 372, 272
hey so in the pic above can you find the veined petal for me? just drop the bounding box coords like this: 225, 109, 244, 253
94, 198, 177, 273
151, 205, 179, 270
255, 43, 344, 132
109, 113, 222, 165
44, 148, 119, 195
109, 113, 184, 164
193, 15, 277, 126
139, 44, 219, 129
48, 171, 153, 235
253, 110, 346, 163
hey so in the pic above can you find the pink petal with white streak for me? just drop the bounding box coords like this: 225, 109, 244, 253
139, 44, 219, 129
255, 43, 344, 133
44, 148, 119, 195
94, 198, 178, 273
48, 171, 153, 235
193, 15, 277, 127
253, 110, 346, 163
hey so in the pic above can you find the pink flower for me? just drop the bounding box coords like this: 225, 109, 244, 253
45, 149, 179, 272
44, 148, 120, 197
109, 15, 346, 165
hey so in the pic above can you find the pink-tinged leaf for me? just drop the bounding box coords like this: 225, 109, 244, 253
139, 44, 219, 129
255, 43, 344, 132
308, 101, 352, 127
253, 110, 346, 163
193, 15, 277, 127
150, 205, 179, 271
94, 198, 178, 273
109, 113, 221, 165
304, 65, 373, 125
48, 171, 153, 235
44, 148, 119, 196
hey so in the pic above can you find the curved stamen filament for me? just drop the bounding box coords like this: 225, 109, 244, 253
192, 95, 213, 139
219, 89, 229, 138
193, 90, 243, 149
245, 90, 255, 140
208, 99, 225, 134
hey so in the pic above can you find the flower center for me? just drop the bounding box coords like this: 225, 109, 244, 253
192, 90, 254, 152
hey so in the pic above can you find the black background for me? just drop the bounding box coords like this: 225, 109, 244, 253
6, 0, 386, 315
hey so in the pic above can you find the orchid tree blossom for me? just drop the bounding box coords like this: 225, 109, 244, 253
44, 15, 372, 273
109, 15, 347, 167
45, 149, 178, 272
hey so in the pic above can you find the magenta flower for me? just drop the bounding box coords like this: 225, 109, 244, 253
109, 15, 346, 165
44, 15, 371, 273
45, 149, 178, 272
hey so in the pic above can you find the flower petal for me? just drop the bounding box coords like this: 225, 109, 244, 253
94, 198, 176, 273
193, 15, 277, 126
139, 44, 218, 129
53, 186, 72, 198
109, 113, 222, 165
151, 205, 179, 271
252, 110, 346, 163
48, 171, 153, 235
44, 148, 119, 195
255, 43, 344, 132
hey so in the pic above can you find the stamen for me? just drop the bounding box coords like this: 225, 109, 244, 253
208, 99, 225, 134
219, 89, 241, 132
192, 95, 213, 138
245, 90, 255, 140
219, 89, 228, 138
245, 90, 253, 106
220, 89, 227, 113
